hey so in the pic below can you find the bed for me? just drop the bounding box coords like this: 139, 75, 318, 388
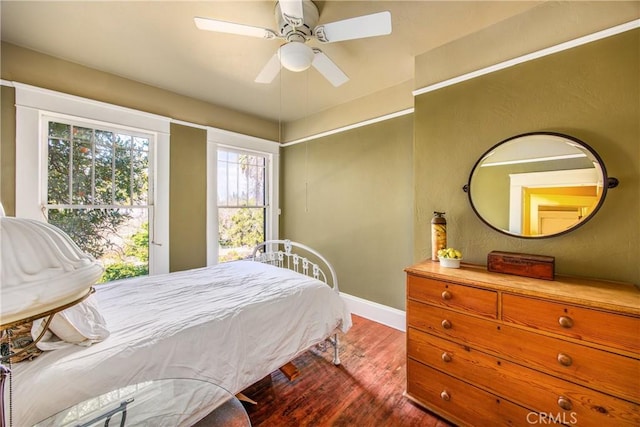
1, 236, 352, 426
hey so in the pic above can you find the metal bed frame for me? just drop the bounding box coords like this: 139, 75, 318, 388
251, 239, 342, 365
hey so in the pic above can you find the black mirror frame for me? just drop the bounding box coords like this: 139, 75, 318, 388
464, 131, 618, 239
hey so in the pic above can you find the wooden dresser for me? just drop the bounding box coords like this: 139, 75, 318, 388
405, 260, 640, 426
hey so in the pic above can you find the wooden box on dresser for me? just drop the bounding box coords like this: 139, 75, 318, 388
404, 260, 639, 427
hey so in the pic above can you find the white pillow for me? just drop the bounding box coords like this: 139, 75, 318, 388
32, 295, 109, 350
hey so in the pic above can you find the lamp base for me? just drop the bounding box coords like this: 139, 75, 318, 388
0, 363, 9, 427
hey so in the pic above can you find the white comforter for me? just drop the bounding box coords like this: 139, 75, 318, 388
8, 261, 352, 425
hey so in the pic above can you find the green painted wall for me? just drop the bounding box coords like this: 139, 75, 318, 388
0, 86, 16, 216
414, 30, 640, 284
169, 123, 207, 272
281, 115, 414, 310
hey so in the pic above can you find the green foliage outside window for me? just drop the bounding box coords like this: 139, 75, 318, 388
98, 222, 149, 283
47, 121, 150, 282
218, 207, 264, 262
48, 209, 127, 260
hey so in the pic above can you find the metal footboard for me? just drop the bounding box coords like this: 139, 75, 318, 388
251, 239, 342, 365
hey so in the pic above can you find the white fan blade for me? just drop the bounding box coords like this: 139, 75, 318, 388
255, 53, 281, 84
315, 11, 392, 43
194, 17, 276, 39
312, 50, 348, 87
279, 0, 304, 26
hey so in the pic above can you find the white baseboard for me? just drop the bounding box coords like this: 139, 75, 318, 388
340, 292, 406, 332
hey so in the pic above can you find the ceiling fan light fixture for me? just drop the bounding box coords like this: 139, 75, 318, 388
196, 1, 393, 85
278, 42, 314, 72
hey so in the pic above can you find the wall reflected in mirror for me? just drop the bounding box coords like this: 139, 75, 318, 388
467, 132, 612, 238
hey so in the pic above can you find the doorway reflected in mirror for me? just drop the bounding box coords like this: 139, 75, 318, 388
467, 132, 617, 238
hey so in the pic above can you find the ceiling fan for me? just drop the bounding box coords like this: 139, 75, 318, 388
194, 0, 392, 87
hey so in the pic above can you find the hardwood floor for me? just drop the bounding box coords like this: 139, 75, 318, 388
240, 314, 454, 427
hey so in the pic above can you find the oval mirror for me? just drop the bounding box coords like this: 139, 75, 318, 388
466, 132, 617, 238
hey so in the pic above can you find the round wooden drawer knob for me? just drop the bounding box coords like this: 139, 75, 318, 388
440, 390, 451, 401
441, 319, 452, 329
557, 353, 573, 367
557, 396, 573, 411
441, 352, 452, 363
558, 316, 574, 328
441, 290, 452, 300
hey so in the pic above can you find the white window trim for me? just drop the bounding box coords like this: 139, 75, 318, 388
14, 82, 170, 274
206, 127, 280, 266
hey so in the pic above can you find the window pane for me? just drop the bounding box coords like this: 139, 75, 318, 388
228, 161, 239, 206
95, 130, 113, 148
218, 150, 267, 208
115, 134, 131, 153
48, 137, 70, 204
227, 151, 238, 163
217, 159, 228, 205
48, 208, 149, 282
131, 149, 148, 205
99, 208, 149, 283
257, 165, 265, 205
49, 122, 70, 139
132, 136, 149, 152
73, 126, 92, 143
218, 207, 265, 262
94, 145, 113, 204
72, 141, 93, 204
238, 161, 248, 206
247, 163, 265, 206
114, 137, 132, 204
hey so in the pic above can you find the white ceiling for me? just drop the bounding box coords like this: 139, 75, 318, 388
1, 1, 545, 123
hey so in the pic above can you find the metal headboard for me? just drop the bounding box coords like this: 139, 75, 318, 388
251, 239, 339, 293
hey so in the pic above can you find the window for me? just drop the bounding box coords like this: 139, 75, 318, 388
217, 148, 267, 262
206, 128, 279, 266
44, 118, 154, 282
15, 83, 280, 276
14, 84, 170, 275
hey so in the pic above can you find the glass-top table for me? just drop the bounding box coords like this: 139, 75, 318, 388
33, 378, 251, 427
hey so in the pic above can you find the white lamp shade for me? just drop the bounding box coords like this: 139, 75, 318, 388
278, 42, 314, 72
0, 216, 103, 326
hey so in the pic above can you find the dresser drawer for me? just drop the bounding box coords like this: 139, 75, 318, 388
408, 328, 640, 426
407, 359, 532, 426
502, 293, 640, 354
407, 300, 640, 403
407, 274, 497, 318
